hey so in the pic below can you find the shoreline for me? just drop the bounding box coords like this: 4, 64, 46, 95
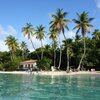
0, 71, 100, 75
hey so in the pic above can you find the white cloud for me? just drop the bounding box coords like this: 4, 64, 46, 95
0, 25, 75, 52
19, 34, 47, 52
7, 25, 17, 36
0, 25, 16, 39
54, 30, 76, 47
0, 25, 7, 35
0, 40, 8, 52
60, 30, 75, 41
28, 37, 47, 52
95, 0, 100, 9
66, 31, 76, 39
0, 25, 17, 51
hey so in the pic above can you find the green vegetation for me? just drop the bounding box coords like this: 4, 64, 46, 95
37, 58, 52, 70
0, 9, 100, 71
5, 35, 19, 62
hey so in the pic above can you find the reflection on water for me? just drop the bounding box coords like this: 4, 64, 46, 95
0, 74, 100, 100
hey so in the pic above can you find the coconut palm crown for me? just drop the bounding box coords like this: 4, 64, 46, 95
34, 24, 45, 59
5, 35, 19, 61
50, 8, 70, 34
5, 35, 18, 52
34, 25, 45, 40
73, 11, 94, 38
49, 27, 58, 41
22, 23, 34, 39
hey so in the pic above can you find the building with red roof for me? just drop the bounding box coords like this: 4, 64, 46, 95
18, 60, 37, 71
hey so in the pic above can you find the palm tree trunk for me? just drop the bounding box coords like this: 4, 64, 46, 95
67, 47, 70, 72
40, 39, 43, 59
54, 43, 56, 67
77, 37, 86, 70
10, 51, 13, 61
63, 33, 70, 72
25, 49, 28, 59
58, 36, 62, 69
22, 51, 24, 60
30, 37, 40, 60
12, 51, 14, 62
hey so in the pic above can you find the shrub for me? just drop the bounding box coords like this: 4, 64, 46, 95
0, 63, 3, 70
3, 61, 18, 71
37, 58, 52, 70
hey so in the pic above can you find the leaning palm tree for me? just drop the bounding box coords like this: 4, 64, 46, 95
5, 35, 19, 62
22, 23, 40, 60
73, 11, 94, 70
49, 27, 58, 67
50, 8, 70, 70
34, 25, 45, 59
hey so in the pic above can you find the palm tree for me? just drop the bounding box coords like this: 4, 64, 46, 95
50, 8, 70, 70
92, 29, 100, 40
62, 38, 73, 68
34, 25, 45, 59
5, 35, 19, 62
22, 23, 40, 60
20, 41, 27, 60
73, 11, 94, 70
49, 27, 58, 68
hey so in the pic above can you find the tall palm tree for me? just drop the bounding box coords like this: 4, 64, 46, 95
5, 35, 19, 62
20, 41, 27, 60
22, 23, 40, 60
50, 8, 70, 70
49, 27, 58, 67
73, 11, 94, 70
34, 25, 45, 59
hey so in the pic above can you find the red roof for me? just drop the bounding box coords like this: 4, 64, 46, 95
20, 60, 37, 65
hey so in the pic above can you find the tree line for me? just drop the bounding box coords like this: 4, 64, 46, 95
0, 9, 100, 71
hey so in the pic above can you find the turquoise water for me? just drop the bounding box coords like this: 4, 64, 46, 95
0, 74, 100, 100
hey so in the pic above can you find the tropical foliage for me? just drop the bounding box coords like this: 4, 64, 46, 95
5, 35, 19, 62
37, 58, 52, 70
0, 9, 99, 71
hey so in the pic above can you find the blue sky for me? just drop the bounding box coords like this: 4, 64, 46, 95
0, 0, 100, 51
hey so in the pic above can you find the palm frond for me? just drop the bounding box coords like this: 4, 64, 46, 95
73, 19, 80, 24
65, 25, 69, 30
76, 28, 80, 34
88, 18, 94, 22
73, 25, 80, 30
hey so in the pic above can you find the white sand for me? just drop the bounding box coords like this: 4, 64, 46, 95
0, 71, 28, 74
0, 71, 100, 75
37, 71, 100, 75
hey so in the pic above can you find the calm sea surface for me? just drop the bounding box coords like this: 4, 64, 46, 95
0, 74, 100, 100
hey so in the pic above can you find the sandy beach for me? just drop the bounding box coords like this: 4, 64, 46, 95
0, 71, 100, 75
